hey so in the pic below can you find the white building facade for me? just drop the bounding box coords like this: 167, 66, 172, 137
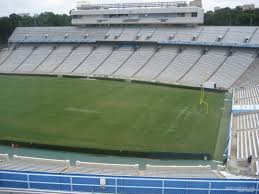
71, 1, 204, 25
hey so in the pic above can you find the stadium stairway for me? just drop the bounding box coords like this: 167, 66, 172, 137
110, 47, 136, 76
0, 48, 16, 67
12, 46, 37, 72
32, 45, 56, 72
91, 46, 116, 75
177, 49, 204, 82
51, 45, 77, 73
130, 46, 159, 78
153, 47, 180, 81
71, 45, 97, 74
94, 45, 134, 77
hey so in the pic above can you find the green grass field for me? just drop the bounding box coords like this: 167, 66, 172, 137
0, 75, 225, 155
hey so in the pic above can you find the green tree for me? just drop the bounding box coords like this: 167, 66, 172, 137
0, 12, 71, 44
204, 7, 259, 26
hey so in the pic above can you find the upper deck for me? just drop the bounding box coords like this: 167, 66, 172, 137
71, 1, 204, 25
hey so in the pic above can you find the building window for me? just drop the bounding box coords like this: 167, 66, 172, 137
108, 14, 129, 18
177, 13, 185, 17
191, 12, 198, 17
72, 15, 81, 19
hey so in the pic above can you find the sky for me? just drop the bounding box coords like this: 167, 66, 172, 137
0, 0, 258, 17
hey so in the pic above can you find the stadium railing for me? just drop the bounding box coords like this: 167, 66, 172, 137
0, 170, 258, 194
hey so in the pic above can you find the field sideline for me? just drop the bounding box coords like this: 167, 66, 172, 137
0, 75, 225, 156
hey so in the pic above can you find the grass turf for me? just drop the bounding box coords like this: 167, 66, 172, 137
0, 75, 225, 155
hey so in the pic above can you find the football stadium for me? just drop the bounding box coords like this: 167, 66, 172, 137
0, 0, 259, 193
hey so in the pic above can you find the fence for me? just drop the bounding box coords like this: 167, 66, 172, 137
0, 170, 258, 194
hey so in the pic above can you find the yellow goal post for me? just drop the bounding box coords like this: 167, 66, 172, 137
200, 86, 209, 114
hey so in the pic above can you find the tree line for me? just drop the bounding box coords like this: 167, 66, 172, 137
205, 7, 259, 26
0, 7, 259, 44
0, 12, 71, 45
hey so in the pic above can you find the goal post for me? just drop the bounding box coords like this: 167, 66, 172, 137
200, 86, 209, 114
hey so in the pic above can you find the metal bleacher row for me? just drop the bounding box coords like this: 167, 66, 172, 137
235, 112, 259, 131
231, 82, 259, 176
65, 161, 139, 176
234, 82, 259, 105
0, 43, 257, 89
143, 165, 218, 178
0, 154, 220, 178
8, 26, 259, 44
0, 155, 69, 173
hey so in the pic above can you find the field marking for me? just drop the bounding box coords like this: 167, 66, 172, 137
184, 111, 192, 120
65, 107, 102, 114
165, 129, 177, 136
176, 106, 190, 121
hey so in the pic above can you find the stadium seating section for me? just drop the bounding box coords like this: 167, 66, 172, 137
231, 82, 259, 176
0, 154, 9, 163
0, 26, 258, 89
0, 45, 257, 89
7, 26, 259, 44
234, 82, 259, 105
143, 165, 219, 178
0, 155, 69, 173
0, 154, 219, 178
65, 161, 139, 176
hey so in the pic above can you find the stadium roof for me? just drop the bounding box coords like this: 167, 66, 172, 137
76, 1, 188, 10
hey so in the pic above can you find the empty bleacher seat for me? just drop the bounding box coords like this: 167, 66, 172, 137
7, 26, 259, 45
134, 46, 178, 81
0, 48, 13, 65
198, 27, 228, 42
144, 165, 219, 178
234, 58, 259, 87
208, 49, 255, 89
85, 27, 109, 40
64, 161, 139, 176
234, 112, 259, 131
138, 27, 156, 41
94, 45, 134, 76
0, 155, 70, 173
106, 27, 124, 40
156, 47, 202, 84
173, 27, 201, 41
151, 26, 177, 41
233, 82, 259, 105
54, 44, 93, 74
1, 25, 258, 90
119, 27, 140, 41
73, 44, 113, 76
113, 46, 155, 78
15, 45, 54, 73
34, 44, 74, 73
223, 27, 256, 44
180, 48, 227, 86
0, 154, 9, 163
234, 111, 259, 161
0, 45, 34, 72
